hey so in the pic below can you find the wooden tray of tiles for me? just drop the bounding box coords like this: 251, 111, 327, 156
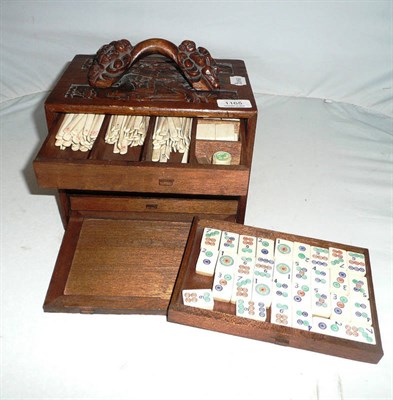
168, 218, 384, 363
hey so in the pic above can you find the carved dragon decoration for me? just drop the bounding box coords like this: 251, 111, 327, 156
88, 38, 220, 91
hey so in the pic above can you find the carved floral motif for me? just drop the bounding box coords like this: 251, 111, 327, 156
177, 40, 219, 90
88, 39, 133, 88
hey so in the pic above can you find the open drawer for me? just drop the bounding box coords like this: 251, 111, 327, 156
44, 194, 239, 313
44, 213, 190, 314
33, 113, 251, 195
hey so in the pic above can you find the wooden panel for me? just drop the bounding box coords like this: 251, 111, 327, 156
33, 160, 250, 195
168, 218, 384, 363
44, 55, 258, 119
44, 215, 191, 314
70, 195, 239, 215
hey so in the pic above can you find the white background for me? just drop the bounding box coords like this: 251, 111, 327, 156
1, 1, 392, 399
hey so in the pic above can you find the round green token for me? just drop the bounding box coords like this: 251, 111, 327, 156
212, 151, 232, 165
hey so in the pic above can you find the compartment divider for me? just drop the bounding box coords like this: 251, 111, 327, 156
87, 114, 111, 160
238, 119, 248, 166
141, 116, 157, 161
188, 118, 199, 165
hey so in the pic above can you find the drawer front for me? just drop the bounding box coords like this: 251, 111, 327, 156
69, 194, 239, 221
34, 161, 250, 195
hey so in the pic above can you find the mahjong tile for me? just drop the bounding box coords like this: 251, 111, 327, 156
201, 227, 222, 250
311, 265, 330, 289
341, 324, 376, 344
236, 299, 267, 321
256, 237, 275, 265
292, 281, 312, 306
293, 242, 311, 265
275, 238, 294, 261
195, 248, 219, 276
272, 278, 292, 302
216, 251, 237, 269
238, 254, 255, 265
347, 251, 367, 276
331, 293, 351, 322
349, 276, 369, 300
329, 247, 348, 270
311, 317, 344, 338
254, 264, 274, 280
311, 287, 331, 318
271, 298, 292, 327
182, 289, 214, 310
330, 267, 349, 295
231, 257, 254, 304
292, 303, 312, 331
212, 255, 236, 302
292, 261, 311, 285
350, 298, 373, 326
273, 260, 292, 281
219, 231, 239, 253
251, 274, 273, 307
310, 246, 329, 268
238, 235, 257, 258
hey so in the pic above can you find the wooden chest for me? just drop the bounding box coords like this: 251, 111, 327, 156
34, 39, 382, 363
33, 39, 258, 315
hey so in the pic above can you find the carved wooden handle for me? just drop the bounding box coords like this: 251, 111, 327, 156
88, 38, 220, 91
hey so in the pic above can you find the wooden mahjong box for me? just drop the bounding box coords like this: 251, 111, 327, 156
33, 38, 258, 315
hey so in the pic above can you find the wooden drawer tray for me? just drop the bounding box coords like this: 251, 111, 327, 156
168, 218, 384, 363
34, 113, 250, 195
44, 195, 239, 314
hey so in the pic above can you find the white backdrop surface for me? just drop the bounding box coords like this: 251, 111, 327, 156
1, 1, 392, 400
1, 1, 392, 115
